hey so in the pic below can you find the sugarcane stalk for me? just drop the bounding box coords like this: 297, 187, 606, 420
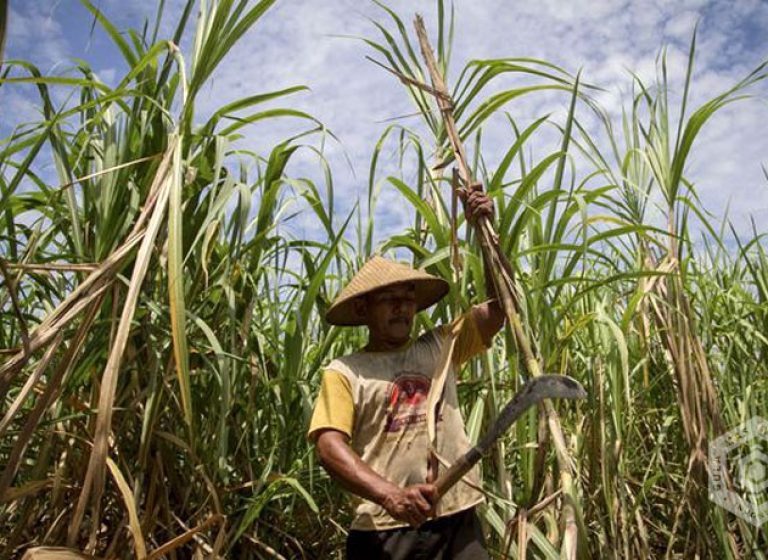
413, 15, 582, 557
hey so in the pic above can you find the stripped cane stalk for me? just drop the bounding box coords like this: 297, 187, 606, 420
413, 15, 582, 557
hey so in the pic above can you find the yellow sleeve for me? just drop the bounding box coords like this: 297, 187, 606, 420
442, 310, 488, 367
307, 369, 354, 441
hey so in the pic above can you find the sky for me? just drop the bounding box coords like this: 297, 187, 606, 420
3, 0, 768, 248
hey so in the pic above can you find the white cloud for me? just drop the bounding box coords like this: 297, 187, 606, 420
665, 10, 700, 42
6, 2, 70, 69
0, 89, 41, 125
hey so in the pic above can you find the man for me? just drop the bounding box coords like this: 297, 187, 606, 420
308, 185, 504, 558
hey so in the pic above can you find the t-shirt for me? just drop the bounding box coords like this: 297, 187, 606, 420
308, 312, 488, 531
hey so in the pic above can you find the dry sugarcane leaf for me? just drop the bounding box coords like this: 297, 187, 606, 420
106, 457, 147, 559
54, 153, 162, 194
0, 333, 62, 498
0, 289, 105, 508
0, 143, 172, 391
146, 514, 224, 560
68, 135, 179, 549
0, 257, 31, 355
0, 332, 63, 438
5, 263, 99, 273
0, 235, 142, 391
0, 479, 52, 503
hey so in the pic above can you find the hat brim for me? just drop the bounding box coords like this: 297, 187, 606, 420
325, 277, 449, 326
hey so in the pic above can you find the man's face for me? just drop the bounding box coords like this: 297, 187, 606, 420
358, 283, 418, 346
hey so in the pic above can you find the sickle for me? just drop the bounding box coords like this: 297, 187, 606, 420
434, 374, 587, 499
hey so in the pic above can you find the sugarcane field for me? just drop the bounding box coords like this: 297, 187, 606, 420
1, 0, 768, 558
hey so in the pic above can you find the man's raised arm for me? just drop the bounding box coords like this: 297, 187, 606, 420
460, 182, 506, 344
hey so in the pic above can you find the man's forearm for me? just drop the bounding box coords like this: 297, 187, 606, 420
315, 430, 397, 504
314, 429, 436, 527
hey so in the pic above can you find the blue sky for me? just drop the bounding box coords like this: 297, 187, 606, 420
4, 0, 768, 246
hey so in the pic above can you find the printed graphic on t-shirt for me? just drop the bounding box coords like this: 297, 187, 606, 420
384, 373, 431, 433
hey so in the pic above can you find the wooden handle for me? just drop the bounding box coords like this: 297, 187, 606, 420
434, 448, 481, 498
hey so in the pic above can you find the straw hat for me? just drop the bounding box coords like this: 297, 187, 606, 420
326, 256, 449, 326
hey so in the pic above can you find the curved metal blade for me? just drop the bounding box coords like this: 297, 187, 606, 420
434, 374, 586, 498
475, 374, 586, 455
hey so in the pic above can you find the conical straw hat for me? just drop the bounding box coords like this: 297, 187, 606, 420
326, 256, 449, 326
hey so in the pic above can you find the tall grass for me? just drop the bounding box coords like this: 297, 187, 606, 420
0, 0, 333, 556
1, 1, 767, 558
